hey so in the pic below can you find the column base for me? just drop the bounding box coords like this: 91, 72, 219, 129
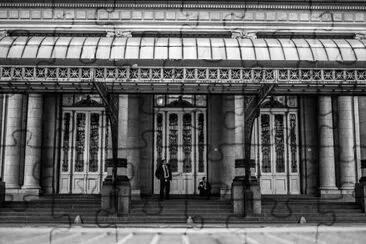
5, 188, 40, 201
101, 179, 131, 214
220, 186, 231, 200
319, 187, 341, 198
131, 189, 141, 200
340, 189, 355, 202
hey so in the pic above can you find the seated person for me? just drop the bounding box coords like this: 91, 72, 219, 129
198, 177, 211, 198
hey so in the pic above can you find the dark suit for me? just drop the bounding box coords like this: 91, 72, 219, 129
155, 163, 172, 199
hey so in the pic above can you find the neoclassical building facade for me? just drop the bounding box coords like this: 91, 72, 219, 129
0, 0, 366, 203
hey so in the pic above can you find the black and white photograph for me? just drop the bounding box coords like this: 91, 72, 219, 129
0, 0, 366, 243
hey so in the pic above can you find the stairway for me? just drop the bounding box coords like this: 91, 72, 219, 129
0, 194, 365, 225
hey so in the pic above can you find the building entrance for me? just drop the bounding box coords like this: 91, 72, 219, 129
255, 97, 300, 194
59, 106, 107, 194
153, 95, 207, 195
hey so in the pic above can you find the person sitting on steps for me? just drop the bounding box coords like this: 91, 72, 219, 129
198, 177, 211, 199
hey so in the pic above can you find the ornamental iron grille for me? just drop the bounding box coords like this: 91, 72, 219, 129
62, 113, 71, 172
198, 113, 205, 173
156, 113, 163, 162
290, 113, 298, 173
274, 114, 285, 173
182, 113, 192, 173
89, 113, 100, 172
75, 113, 86, 172
1, 66, 366, 84
261, 114, 271, 173
169, 113, 179, 172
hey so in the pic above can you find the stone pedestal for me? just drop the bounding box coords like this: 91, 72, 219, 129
250, 180, 261, 215
232, 176, 245, 215
101, 179, 131, 214
232, 159, 261, 216
101, 158, 131, 214
243, 180, 261, 216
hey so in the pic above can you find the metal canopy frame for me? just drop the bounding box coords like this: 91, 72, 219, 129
1, 36, 365, 64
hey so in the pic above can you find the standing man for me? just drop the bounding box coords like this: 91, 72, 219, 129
155, 159, 172, 200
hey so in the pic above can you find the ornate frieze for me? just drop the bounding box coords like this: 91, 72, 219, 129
1, 66, 366, 84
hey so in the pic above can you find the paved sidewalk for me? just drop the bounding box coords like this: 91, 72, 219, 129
0, 225, 366, 244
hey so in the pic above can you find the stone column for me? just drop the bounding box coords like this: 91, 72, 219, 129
356, 97, 366, 211
235, 96, 244, 159
22, 94, 43, 194
221, 95, 235, 199
338, 96, 356, 196
318, 96, 339, 197
41, 95, 60, 194
127, 95, 140, 198
358, 97, 366, 183
3, 94, 24, 190
118, 95, 140, 199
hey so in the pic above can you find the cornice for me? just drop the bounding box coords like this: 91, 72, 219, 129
1, 2, 366, 11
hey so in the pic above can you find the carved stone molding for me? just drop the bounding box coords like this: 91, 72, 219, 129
0, 8, 365, 25
0, 2, 366, 11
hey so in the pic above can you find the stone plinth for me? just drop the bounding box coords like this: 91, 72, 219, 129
101, 178, 131, 214
250, 180, 261, 215
101, 158, 131, 214
232, 176, 245, 215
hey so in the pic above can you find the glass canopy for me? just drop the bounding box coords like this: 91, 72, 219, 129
0, 36, 365, 62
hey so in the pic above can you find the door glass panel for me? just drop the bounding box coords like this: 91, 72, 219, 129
198, 113, 205, 173
75, 113, 86, 172
290, 113, 298, 173
261, 114, 271, 173
62, 113, 71, 172
89, 113, 100, 172
169, 113, 178, 172
156, 113, 163, 162
274, 114, 285, 173
183, 113, 192, 173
